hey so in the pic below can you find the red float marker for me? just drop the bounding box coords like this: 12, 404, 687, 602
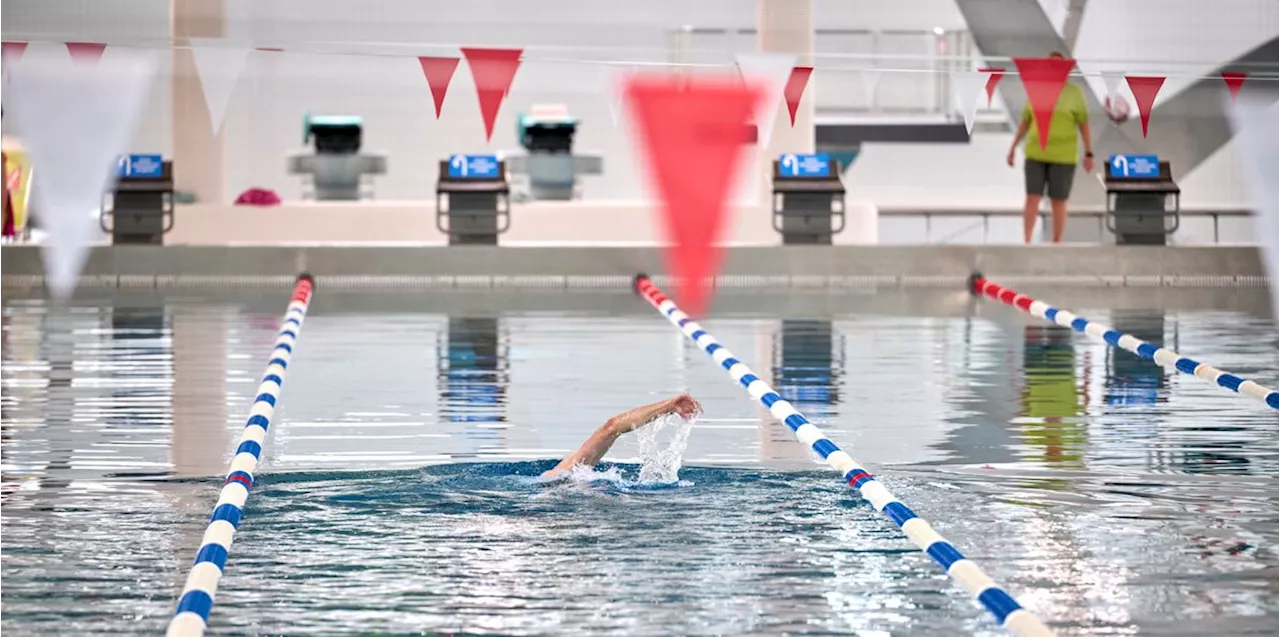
1013, 57, 1075, 151
979, 67, 1005, 107
624, 74, 764, 316
460, 48, 522, 142
783, 66, 813, 126
1124, 75, 1165, 138
418, 56, 460, 119
1221, 71, 1247, 103
66, 42, 107, 65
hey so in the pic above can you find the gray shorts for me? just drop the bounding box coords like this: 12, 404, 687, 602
1024, 159, 1076, 200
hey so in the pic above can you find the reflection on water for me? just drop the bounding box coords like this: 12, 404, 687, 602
773, 319, 843, 414
1, 292, 1277, 636
1018, 324, 1088, 469
439, 317, 509, 459
1105, 311, 1168, 407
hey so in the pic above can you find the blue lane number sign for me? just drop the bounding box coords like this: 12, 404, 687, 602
118, 154, 164, 178
1109, 154, 1160, 179
778, 153, 831, 178
447, 154, 501, 179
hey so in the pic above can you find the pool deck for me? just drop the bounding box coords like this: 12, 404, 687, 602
0, 244, 1268, 291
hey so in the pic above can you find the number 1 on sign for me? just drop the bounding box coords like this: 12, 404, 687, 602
450, 154, 468, 177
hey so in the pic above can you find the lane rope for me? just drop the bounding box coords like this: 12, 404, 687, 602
632, 274, 1055, 637
970, 273, 1278, 410
166, 273, 315, 637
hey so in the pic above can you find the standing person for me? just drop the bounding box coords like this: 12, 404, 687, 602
1, 151, 13, 239
1006, 51, 1094, 244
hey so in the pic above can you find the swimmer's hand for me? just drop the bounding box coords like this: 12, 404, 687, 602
542, 393, 703, 477
666, 393, 702, 420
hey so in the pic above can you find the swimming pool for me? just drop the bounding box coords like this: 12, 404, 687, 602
2, 287, 1277, 635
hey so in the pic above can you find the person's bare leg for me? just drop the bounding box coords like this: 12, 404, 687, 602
542, 394, 701, 478
1023, 195, 1043, 244
1050, 198, 1068, 243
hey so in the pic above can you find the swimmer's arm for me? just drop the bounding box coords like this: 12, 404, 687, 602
542, 394, 701, 477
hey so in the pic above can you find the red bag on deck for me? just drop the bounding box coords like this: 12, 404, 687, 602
234, 187, 282, 206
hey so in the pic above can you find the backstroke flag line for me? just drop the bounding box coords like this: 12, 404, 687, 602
1101, 70, 1123, 98
624, 74, 765, 316
1013, 56, 1074, 151
603, 64, 639, 128
1221, 72, 1247, 103
859, 69, 881, 107
734, 53, 796, 148
190, 39, 252, 134
460, 47, 523, 142
950, 70, 987, 134
5, 48, 156, 300
980, 67, 1004, 107
1124, 75, 1165, 138
66, 42, 106, 66
418, 56, 460, 119
2, 41, 28, 75
783, 66, 813, 126
1229, 95, 1279, 313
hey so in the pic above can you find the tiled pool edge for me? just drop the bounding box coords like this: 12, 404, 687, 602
1, 245, 1269, 290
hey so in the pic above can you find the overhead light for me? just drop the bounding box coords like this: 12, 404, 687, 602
933, 26, 945, 36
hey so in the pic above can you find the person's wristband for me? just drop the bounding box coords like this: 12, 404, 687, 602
1084, 151, 1094, 158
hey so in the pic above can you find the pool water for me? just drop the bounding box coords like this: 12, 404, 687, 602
2, 288, 1277, 636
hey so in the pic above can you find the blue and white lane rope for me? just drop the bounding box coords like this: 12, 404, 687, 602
633, 275, 1054, 637
971, 274, 1279, 411
167, 273, 315, 637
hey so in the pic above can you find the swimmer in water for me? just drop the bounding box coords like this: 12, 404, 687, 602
541, 393, 702, 478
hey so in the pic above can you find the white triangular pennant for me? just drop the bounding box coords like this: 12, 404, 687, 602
734, 52, 797, 148
950, 70, 987, 134
1101, 70, 1124, 98
5, 48, 155, 300
190, 39, 251, 133
1229, 95, 1279, 311
860, 69, 882, 107
603, 64, 637, 128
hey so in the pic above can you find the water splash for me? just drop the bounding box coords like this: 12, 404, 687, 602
635, 413, 695, 484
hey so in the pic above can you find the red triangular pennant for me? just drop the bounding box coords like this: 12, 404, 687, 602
1013, 57, 1075, 151
418, 56, 460, 119
2, 41, 28, 65
460, 48, 522, 142
624, 74, 764, 316
979, 67, 1005, 107
783, 66, 813, 126
1124, 75, 1165, 138
66, 42, 107, 65
1221, 71, 1247, 103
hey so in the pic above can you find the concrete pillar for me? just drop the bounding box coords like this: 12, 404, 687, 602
754, 0, 815, 241
757, 0, 815, 154
172, 0, 227, 204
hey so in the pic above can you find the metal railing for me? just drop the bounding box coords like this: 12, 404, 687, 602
666, 27, 1004, 121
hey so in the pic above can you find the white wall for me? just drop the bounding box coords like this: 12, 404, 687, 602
2, 0, 1272, 211
1074, 0, 1278, 107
